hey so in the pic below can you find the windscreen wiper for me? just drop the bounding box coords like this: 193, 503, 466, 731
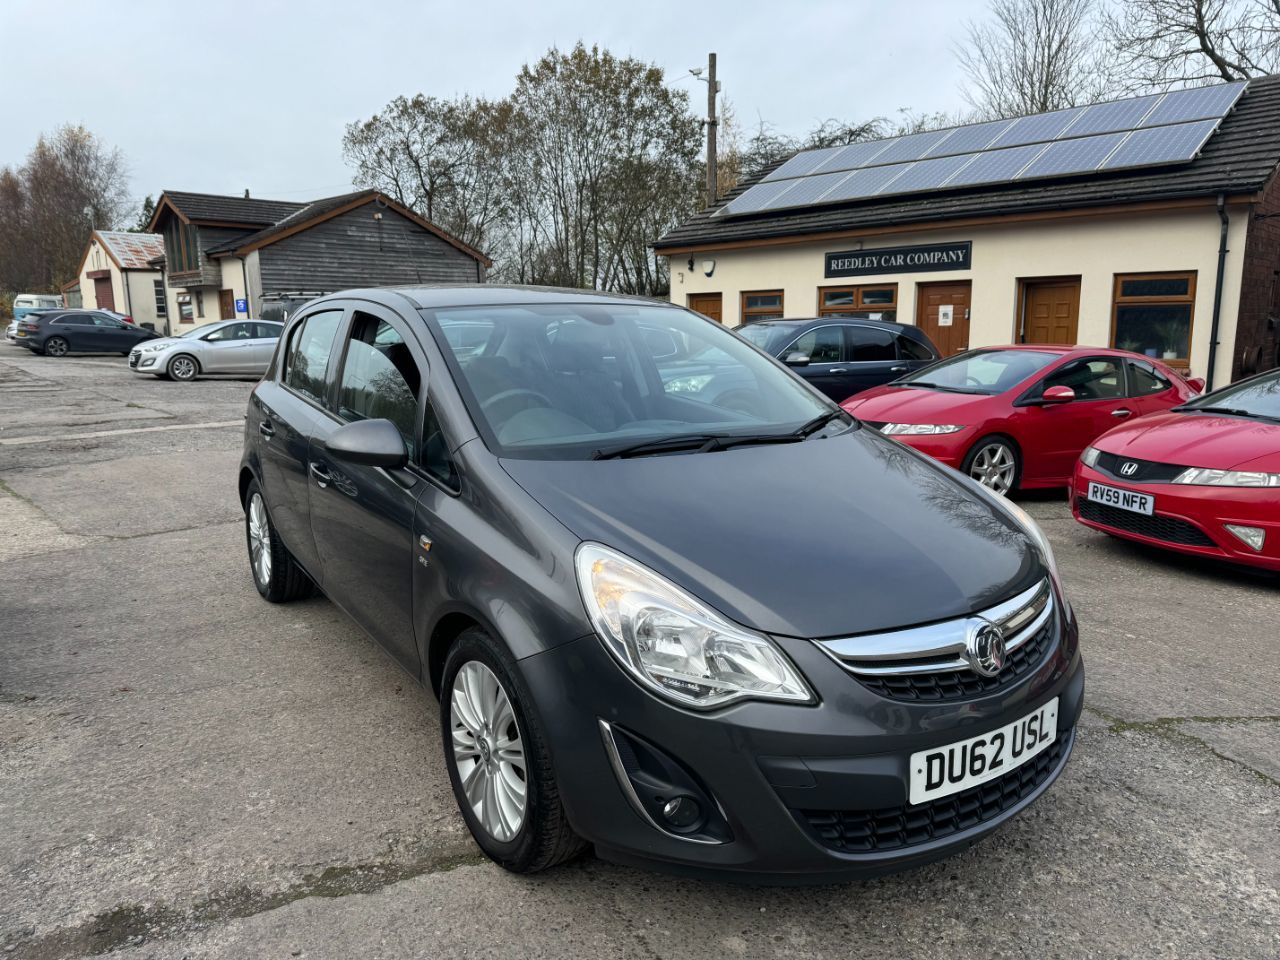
895, 381, 974, 393
1181, 404, 1280, 422
791, 408, 850, 438
592, 435, 725, 460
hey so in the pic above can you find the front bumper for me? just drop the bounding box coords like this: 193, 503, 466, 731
869, 429, 971, 469
1072, 464, 1280, 571
128, 351, 161, 372
521, 607, 1084, 881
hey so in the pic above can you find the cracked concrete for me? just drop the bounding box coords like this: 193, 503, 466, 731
1, 349, 1277, 959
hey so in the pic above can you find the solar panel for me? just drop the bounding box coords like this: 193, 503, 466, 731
945, 143, 1045, 187
1019, 132, 1127, 179
990, 107, 1087, 148
812, 139, 897, 174
719, 178, 800, 216
822, 163, 913, 203
876, 154, 976, 195
922, 119, 1014, 157
1140, 81, 1247, 126
1066, 95, 1163, 137
762, 145, 845, 182
758, 170, 853, 209
1102, 119, 1219, 170
869, 129, 955, 165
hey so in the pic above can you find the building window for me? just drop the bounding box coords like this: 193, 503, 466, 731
153, 279, 167, 317
178, 295, 193, 323
819, 284, 898, 316
741, 290, 784, 322
1112, 272, 1196, 365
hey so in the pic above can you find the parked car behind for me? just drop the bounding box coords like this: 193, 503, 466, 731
12, 293, 63, 321
7, 309, 60, 343
129, 320, 283, 381
16, 310, 160, 357
841, 346, 1201, 494
737, 316, 940, 402
1073, 366, 1280, 570
239, 286, 1082, 880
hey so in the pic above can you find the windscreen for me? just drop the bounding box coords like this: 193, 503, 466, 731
894, 349, 1059, 394
1181, 370, 1280, 419
425, 303, 832, 459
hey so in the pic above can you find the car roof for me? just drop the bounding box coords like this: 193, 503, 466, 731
972, 344, 1170, 362
742, 316, 915, 335
320, 284, 675, 312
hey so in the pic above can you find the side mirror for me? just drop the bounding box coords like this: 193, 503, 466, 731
1186, 376, 1206, 394
784, 351, 811, 367
324, 419, 408, 468
1041, 385, 1076, 404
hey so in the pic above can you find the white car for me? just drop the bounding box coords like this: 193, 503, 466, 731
128, 320, 283, 381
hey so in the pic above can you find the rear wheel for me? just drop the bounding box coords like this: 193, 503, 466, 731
441, 628, 586, 873
44, 336, 68, 358
962, 435, 1021, 495
168, 354, 198, 381
244, 481, 312, 602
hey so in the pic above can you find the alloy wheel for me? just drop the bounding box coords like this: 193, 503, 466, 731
46, 337, 67, 357
171, 356, 196, 380
970, 442, 1016, 494
450, 661, 527, 842
248, 493, 273, 586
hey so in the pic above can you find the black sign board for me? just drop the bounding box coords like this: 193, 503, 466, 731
825, 241, 972, 278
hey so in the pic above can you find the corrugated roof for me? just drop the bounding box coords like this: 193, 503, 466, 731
95, 231, 165, 270
204, 190, 375, 253
161, 191, 306, 225
657, 74, 1280, 251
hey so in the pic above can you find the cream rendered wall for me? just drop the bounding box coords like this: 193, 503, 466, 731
78, 240, 123, 311
218, 257, 251, 318
670, 204, 1249, 386
121, 270, 166, 331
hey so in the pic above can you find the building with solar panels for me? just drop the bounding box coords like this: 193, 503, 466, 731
656, 77, 1280, 388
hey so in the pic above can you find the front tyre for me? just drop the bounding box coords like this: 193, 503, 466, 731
244, 480, 312, 602
962, 435, 1021, 495
441, 628, 586, 873
168, 354, 199, 381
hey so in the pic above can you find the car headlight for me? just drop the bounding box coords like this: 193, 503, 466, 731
1080, 446, 1102, 468
1173, 467, 1280, 487
664, 374, 714, 394
575, 543, 813, 709
140, 343, 166, 353
880, 423, 965, 435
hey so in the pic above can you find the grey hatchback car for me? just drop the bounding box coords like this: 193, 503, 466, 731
239, 286, 1083, 880
129, 320, 282, 380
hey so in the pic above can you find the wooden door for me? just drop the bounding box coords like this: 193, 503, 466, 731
93, 276, 115, 312
1021, 279, 1080, 345
687, 293, 722, 323
219, 289, 237, 320
915, 281, 971, 356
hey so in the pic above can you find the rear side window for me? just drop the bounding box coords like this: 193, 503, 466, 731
285, 310, 342, 405
1128, 360, 1171, 396
254, 323, 282, 340
336, 312, 422, 456
897, 335, 934, 362
845, 326, 896, 362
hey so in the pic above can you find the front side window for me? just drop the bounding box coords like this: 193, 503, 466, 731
336, 312, 422, 455
284, 310, 343, 406
1112, 272, 1195, 365
1127, 360, 1172, 397
426, 303, 833, 459
787, 326, 844, 363
895, 349, 1059, 394
204, 322, 254, 342
1040, 358, 1125, 400
741, 290, 784, 322
846, 326, 896, 362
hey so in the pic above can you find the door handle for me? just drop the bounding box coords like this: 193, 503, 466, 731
309, 462, 331, 488
258, 421, 275, 438
1111, 408, 1133, 418
828, 368, 849, 374
890, 365, 908, 373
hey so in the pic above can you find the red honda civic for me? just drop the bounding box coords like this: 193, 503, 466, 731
841, 346, 1201, 494
1072, 368, 1280, 570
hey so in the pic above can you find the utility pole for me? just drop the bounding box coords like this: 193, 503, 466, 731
706, 53, 718, 204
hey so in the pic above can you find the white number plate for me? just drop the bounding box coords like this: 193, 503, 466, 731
909, 698, 1058, 805
1087, 481, 1154, 515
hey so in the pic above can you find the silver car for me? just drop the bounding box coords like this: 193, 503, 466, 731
129, 320, 282, 381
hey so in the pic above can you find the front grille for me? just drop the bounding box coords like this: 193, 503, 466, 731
799, 732, 1068, 853
1094, 452, 1187, 483
853, 619, 1055, 702
128, 352, 139, 368
1078, 498, 1215, 546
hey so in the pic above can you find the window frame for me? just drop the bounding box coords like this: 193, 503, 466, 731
741, 289, 784, 323
1110, 271, 1197, 368
817, 283, 899, 316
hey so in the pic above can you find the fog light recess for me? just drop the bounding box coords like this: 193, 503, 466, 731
1225, 524, 1266, 551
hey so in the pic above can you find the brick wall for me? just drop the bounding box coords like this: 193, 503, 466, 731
1234, 169, 1280, 380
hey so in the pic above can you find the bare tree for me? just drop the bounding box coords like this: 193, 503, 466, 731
1103, 0, 1280, 88
958, 0, 1112, 119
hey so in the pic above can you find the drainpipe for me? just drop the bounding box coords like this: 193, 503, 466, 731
1207, 193, 1229, 390
122, 269, 133, 318
241, 257, 252, 317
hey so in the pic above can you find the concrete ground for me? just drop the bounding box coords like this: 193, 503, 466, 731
1, 345, 1276, 960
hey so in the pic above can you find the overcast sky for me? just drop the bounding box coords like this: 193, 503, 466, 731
0, 0, 985, 215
